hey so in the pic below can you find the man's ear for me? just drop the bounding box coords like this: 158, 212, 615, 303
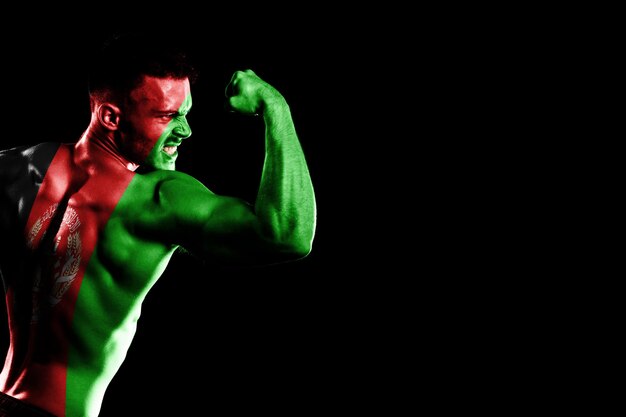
97, 103, 122, 130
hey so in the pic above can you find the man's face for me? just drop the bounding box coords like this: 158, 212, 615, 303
120, 76, 192, 170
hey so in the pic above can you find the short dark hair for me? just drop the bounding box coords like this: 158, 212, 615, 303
88, 32, 197, 107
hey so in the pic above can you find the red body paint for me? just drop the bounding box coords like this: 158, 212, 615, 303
2, 144, 134, 416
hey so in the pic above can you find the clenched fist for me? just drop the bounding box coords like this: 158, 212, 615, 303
225, 69, 284, 115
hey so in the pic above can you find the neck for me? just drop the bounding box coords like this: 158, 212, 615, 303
75, 126, 139, 172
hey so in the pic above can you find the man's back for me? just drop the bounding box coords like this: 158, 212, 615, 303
0, 142, 178, 416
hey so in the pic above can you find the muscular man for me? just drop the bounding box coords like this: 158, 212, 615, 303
0, 34, 316, 417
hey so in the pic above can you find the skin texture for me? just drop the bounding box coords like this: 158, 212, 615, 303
0, 70, 316, 416
130, 77, 193, 171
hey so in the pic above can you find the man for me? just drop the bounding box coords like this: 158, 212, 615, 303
0, 33, 316, 417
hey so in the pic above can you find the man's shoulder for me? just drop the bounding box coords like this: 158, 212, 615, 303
1, 142, 60, 157
117, 169, 215, 230
0, 142, 61, 178
128, 169, 213, 203
138, 169, 209, 190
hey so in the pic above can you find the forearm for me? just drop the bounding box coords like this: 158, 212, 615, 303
255, 98, 316, 255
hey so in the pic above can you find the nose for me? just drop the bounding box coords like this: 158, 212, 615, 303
173, 116, 192, 139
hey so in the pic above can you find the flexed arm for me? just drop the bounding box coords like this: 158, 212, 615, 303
159, 70, 316, 265
227, 70, 316, 256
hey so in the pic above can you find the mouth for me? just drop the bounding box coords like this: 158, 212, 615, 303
162, 141, 182, 156
162, 146, 178, 156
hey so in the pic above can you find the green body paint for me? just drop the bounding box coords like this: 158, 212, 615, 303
2, 69, 316, 417
64, 92, 192, 416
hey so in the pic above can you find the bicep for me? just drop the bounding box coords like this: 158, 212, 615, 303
160, 177, 294, 266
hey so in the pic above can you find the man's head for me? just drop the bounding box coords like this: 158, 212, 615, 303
88, 33, 197, 170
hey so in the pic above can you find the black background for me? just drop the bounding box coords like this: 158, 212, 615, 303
0, 17, 386, 415
0, 8, 562, 414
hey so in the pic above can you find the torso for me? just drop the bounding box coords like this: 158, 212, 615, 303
0, 143, 178, 417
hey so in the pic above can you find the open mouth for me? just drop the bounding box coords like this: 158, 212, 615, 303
162, 145, 178, 156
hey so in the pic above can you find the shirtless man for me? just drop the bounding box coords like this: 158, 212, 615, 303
0, 34, 316, 417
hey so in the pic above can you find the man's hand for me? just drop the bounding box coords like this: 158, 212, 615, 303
225, 70, 283, 115
159, 68, 316, 265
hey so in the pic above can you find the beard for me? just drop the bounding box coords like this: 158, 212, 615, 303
115, 121, 157, 165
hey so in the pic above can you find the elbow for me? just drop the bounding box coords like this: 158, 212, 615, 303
285, 224, 316, 260
263, 219, 316, 262
276, 235, 313, 261
290, 240, 313, 259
